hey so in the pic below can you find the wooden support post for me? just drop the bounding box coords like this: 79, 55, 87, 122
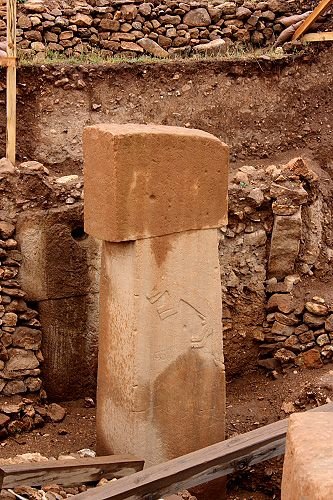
292, 0, 333, 40
6, 0, 16, 164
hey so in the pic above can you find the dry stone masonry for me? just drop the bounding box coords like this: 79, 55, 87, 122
12, 0, 332, 59
0, 158, 88, 403
223, 156, 333, 374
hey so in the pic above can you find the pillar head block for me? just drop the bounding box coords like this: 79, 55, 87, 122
83, 124, 228, 242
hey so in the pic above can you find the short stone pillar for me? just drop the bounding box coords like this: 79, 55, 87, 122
84, 124, 228, 466
282, 413, 333, 499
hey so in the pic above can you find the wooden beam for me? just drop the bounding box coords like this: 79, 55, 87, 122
0, 455, 145, 489
302, 31, 333, 41
0, 56, 16, 67
6, 0, 16, 165
292, 0, 333, 40
74, 403, 333, 500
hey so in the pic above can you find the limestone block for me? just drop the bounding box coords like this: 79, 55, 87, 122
16, 204, 101, 301
282, 413, 333, 499
97, 229, 225, 466
83, 124, 228, 242
39, 294, 99, 400
268, 209, 302, 279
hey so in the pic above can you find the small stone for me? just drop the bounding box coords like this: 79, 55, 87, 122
321, 345, 333, 360
274, 348, 296, 364
183, 8, 211, 27
55, 175, 79, 185
316, 333, 330, 347
281, 401, 295, 414
325, 314, 333, 332
312, 296, 325, 304
267, 294, 296, 314
192, 39, 226, 56
305, 302, 328, 316
0, 413, 10, 427
298, 348, 322, 369
5, 349, 39, 371
298, 330, 315, 344
77, 448, 96, 458
257, 358, 279, 370
0, 158, 15, 175
137, 38, 169, 58
12, 327, 42, 350
271, 321, 294, 337
0, 222, 15, 239
275, 312, 299, 326
303, 313, 325, 328
3, 380, 27, 395
84, 397, 95, 408
295, 324, 309, 335
284, 335, 301, 350
46, 404, 66, 423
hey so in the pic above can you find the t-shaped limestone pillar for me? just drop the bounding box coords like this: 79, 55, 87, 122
84, 124, 228, 466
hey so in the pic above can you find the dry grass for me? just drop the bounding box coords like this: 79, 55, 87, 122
18, 44, 290, 67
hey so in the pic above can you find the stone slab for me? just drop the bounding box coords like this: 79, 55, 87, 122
96, 228, 225, 466
83, 124, 228, 242
268, 209, 302, 279
16, 204, 101, 301
39, 294, 99, 400
282, 412, 333, 500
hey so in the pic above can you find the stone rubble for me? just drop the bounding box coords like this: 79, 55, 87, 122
11, 0, 332, 59
0, 399, 66, 442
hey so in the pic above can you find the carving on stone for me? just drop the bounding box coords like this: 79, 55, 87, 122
147, 289, 215, 348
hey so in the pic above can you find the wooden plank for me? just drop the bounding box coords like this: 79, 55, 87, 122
292, 0, 333, 40
6, 0, 16, 165
0, 455, 144, 489
302, 31, 333, 41
0, 57, 16, 67
74, 403, 333, 500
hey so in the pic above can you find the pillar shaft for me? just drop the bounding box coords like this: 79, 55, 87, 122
97, 230, 225, 465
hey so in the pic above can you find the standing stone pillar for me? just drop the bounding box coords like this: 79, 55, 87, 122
84, 124, 228, 466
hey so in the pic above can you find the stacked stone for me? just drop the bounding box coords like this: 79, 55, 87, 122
0, 401, 65, 441
259, 286, 333, 370
13, 0, 329, 59
0, 220, 44, 396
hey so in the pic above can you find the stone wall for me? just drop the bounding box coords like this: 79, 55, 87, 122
11, 0, 330, 58
224, 157, 333, 376
0, 159, 99, 402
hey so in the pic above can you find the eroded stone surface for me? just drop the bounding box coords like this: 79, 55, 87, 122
96, 229, 225, 465
83, 124, 228, 242
282, 413, 333, 499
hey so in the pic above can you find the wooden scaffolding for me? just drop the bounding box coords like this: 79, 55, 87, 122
0, 0, 16, 164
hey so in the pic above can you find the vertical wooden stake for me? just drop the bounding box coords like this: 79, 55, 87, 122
6, 0, 16, 164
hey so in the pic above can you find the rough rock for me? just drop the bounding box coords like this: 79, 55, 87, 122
12, 327, 42, 350
183, 8, 211, 27
46, 403, 66, 423
192, 39, 226, 56
137, 38, 169, 58
268, 209, 302, 279
267, 294, 296, 314
298, 348, 322, 369
305, 301, 328, 316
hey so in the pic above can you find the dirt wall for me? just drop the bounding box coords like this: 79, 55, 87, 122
0, 48, 332, 174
